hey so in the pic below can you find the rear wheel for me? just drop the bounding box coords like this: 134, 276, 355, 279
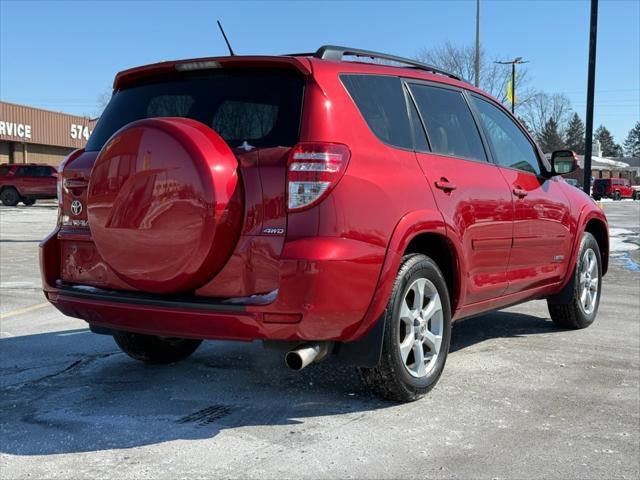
0, 188, 20, 206
114, 331, 202, 364
547, 232, 602, 329
613, 190, 621, 200
359, 254, 452, 402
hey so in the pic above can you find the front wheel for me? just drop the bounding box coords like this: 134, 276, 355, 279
359, 254, 452, 402
22, 197, 36, 206
613, 191, 621, 200
114, 331, 202, 364
547, 232, 602, 329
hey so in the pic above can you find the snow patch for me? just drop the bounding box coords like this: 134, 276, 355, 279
610, 237, 639, 253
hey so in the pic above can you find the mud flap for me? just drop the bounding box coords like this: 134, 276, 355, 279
333, 315, 385, 368
547, 265, 577, 305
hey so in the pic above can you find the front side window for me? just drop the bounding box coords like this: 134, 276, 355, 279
472, 96, 541, 175
409, 84, 487, 162
341, 74, 413, 149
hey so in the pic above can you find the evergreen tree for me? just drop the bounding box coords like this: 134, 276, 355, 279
594, 125, 623, 157
538, 117, 564, 153
564, 113, 585, 154
623, 121, 640, 157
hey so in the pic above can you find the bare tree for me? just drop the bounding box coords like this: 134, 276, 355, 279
93, 89, 112, 118
415, 42, 534, 105
519, 92, 573, 139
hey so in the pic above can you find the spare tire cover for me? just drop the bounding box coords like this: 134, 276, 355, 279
87, 117, 243, 294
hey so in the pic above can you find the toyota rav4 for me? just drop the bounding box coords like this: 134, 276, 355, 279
40, 46, 609, 401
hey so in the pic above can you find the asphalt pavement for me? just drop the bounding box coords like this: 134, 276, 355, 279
1, 200, 639, 479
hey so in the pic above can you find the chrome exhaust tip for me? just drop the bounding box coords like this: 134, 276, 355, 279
285, 342, 332, 371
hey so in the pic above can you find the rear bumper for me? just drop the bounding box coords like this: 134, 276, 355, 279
40, 230, 388, 342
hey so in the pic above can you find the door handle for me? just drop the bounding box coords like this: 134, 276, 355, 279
435, 178, 457, 192
512, 187, 528, 198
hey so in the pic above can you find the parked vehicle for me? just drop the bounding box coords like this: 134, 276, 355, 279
592, 178, 635, 200
40, 46, 609, 401
0, 163, 57, 206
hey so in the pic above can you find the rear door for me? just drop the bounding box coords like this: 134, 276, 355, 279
407, 82, 514, 305
469, 94, 573, 293
32, 165, 56, 195
13, 166, 39, 195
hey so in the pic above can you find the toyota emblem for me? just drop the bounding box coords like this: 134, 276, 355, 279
70, 200, 83, 216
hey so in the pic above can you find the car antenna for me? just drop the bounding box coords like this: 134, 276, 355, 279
216, 20, 235, 56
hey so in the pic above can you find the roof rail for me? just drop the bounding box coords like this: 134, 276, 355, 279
312, 45, 462, 81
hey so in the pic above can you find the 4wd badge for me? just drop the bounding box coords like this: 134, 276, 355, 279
262, 227, 285, 235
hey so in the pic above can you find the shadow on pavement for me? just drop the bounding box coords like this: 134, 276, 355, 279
0, 310, 557, 456
450, 310, 560, 353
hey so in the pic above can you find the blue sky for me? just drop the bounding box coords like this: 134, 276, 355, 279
1, 0, 638, 143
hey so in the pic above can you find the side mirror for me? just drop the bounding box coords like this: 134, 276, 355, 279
551, 150, 579, 175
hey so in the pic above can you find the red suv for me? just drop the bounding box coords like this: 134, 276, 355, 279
592, 178, 635, 200
40, 46, 609, 401
0, 163, 57, 206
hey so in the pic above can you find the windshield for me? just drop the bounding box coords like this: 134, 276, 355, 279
86, 69, 304, 152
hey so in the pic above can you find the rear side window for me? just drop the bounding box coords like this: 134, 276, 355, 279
32, 166, 54, 176
86, 69, 304, 151
409, 84, 487, 162
471, 96, 541, 175
341, 74, 412, 149
0, 166, 10, 176
14, 166, 33, 176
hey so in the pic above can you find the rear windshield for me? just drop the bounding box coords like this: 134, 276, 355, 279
593, 179, 610, 185
86, 69, 304, 152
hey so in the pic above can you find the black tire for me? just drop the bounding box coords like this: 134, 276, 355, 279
613, 190, 621, 200
592, 196, 601, 201
22, 197, 36, 206
633, 191, 639, 201
113, 331, 202, 364
0, 188, 20, 206
359, 254, 452, 402
547, 232, 602, 329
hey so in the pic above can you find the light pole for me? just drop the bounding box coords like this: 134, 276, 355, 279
495, 57, 529, 114
583, 0, 598, 195
475, 0, 480, 88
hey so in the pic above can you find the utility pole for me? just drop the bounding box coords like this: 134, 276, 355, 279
495, 57, 529, 114
583, 0, 598, 195
475, 0, 480, 87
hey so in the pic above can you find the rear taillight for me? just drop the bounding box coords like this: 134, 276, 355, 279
287, 143, 350, 211
56, 149, 83, 220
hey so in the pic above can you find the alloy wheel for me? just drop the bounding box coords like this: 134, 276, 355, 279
398, 278, 444, 378
578, 248, 599, 315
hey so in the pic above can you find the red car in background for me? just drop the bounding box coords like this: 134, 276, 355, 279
592, 178, 636, 200
40, 46, 609, 401
0, 163, 57, 206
